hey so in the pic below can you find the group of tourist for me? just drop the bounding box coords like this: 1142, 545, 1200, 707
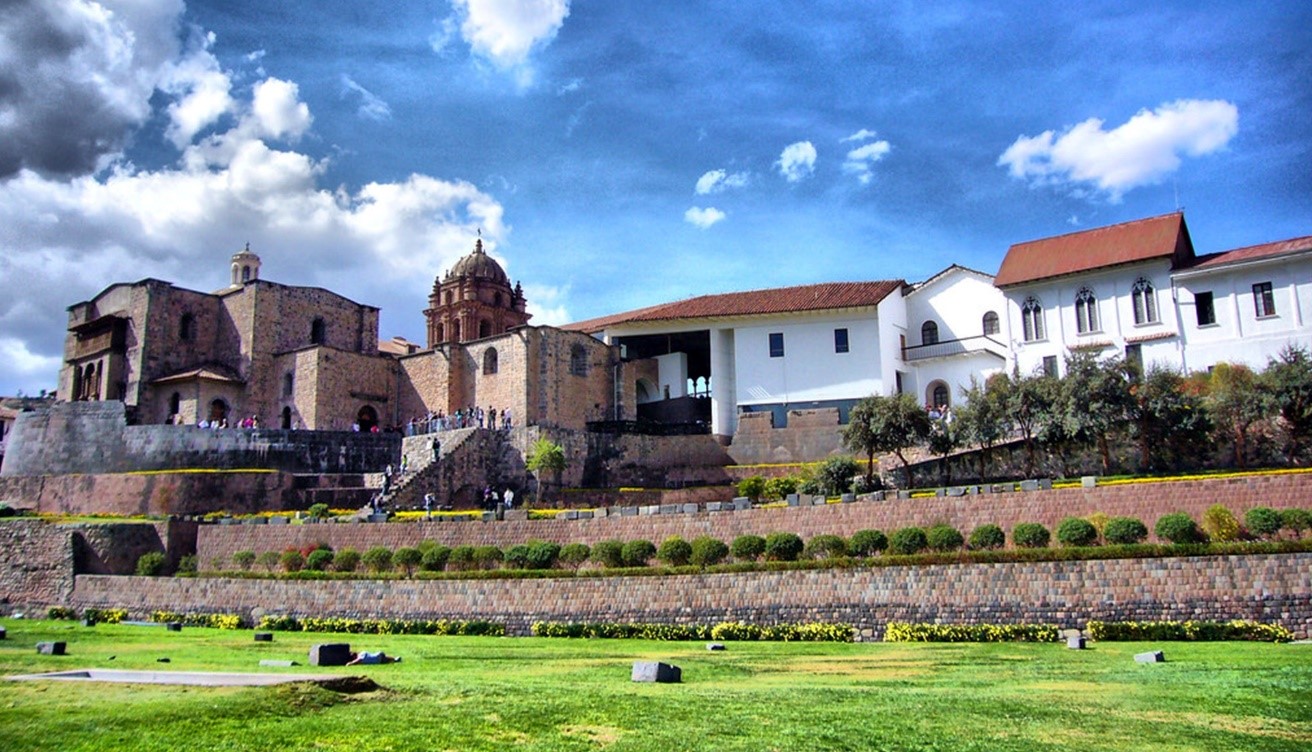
927, 403, 952, 422
177, 413, 262, 429
404, 406, 512, 436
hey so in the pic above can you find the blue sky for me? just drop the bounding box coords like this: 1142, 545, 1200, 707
1, 0, 1309, 396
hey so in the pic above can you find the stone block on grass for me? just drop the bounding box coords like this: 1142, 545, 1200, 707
0, 626, 6, 639
167, 622, 182, 632
260, 659, 297, 667
706, 643, 725, 651
1134, 650, 1165, 663
37, 641, 66, 656
1081, 476, 1097, 489
631, 661, 681, 683
1067, 636, 1086, 650
254, 632, 274, 642
310, 643, 352, 667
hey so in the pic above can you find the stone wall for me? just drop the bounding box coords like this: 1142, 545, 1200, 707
196, 471, 1312, 566
0, 471, 297, 517
70, 552, 1312, 639
2, 401, 400, 477
727, 408, 848, 465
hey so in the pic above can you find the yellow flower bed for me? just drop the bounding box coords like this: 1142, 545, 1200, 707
392, 510, 482, 521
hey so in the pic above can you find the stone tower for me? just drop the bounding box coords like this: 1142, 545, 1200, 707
230, 244, 261, 287
424, 238, 530, 347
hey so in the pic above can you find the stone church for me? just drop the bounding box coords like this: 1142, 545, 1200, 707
60, 240, 647, 434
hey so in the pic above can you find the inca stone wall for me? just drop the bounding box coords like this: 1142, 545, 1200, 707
69, 552, 1312, 639
196, 471, 1312, 566
1, 519, 177, 608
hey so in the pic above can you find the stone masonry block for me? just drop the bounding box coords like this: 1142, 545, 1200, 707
310, 643, 352, 666
37, 641, 66, 655
631, 661, 681, 683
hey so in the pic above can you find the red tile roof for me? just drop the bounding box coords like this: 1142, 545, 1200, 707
1180, 234, 1312, 271
995, 212, 1192, 287
565, 280, 904, 333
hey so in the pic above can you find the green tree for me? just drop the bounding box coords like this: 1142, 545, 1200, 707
953, 374, 1011, 480
1005, 369, 1055, 477
1129, 365, 1212, 472
1058, 353, 1133, 474
525, 437, 567, 503
815, 457, 860, 496
926, 416, 957, 485
1204, 363, 1268, 469
656, 536, 692, 566
393, 547, 422, 577
844, 393, 932, 487
1262, 345, 1312, 465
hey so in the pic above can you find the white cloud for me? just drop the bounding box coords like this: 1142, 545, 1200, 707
684, 206, 726, 229
0, 337, 62, 389
161, 31, 235, 148
523, 283, 571, 326
841, 135, 891, 185
776, 141, 817, 182
694, 169, 749, 195
556, 77, 583, 95
447, 0, 571, 84
998, 99, 1239, 200
250, 78, 312, 140
841, 128, 879, 143
340, 75, 393, 121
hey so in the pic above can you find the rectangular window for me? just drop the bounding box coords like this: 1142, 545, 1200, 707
1253, 282, 1276, 318
1042, 355, 1058, 378
768, 332, 784, 358
1195, 291, 1216, 326
834, 328, 849, 353
1125, 344, 1143, 374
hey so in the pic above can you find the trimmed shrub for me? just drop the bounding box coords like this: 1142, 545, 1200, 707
968, 524, 1006, 551
816, 457, 860, 496
232, 550, 256, 571
176, 554, 198, 577
473, 545, 504, 569
333, 547, 361, 573
884, 622, 1058, 643
763, 476, 799, 501
559, 543, 591, 569
420, 545, 451, 572
849, 529, 888, 557
730, 534, 766, 562
925, 524, 964, 552
764, 532, 804, 562
524, 540, 561, 569
1087, 619, 1293, 643
306, 503, 331, 519
504, 544, 533, 569
1202, 504, 1241, 542
737, 475, 766, 501
1085, 512, 1110, 539
1244, 507, 1283, 540
1155, 512, 1202, 545
888, 527, 928, 556
1056, 517, 1098, 547
656, 536, 693, 567
689, 536, 729, 567
279, 550, 305, 572
304, 549, 334, 571
394, 547, 423, 576
803, 534, 849, 560
1281, 508, 1312, 537
621, 539, 656, 567
1103, 517, 1148, 545
590, 539, 626, 568
1011, 522, 1050, 549
448, 545, 476, 571
135, 551, 167, 576
361, 546, 394, 573
256, 551, 280, 572
47, 607, 78, 620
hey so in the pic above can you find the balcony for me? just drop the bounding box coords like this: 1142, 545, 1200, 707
902, 335, 1007, 362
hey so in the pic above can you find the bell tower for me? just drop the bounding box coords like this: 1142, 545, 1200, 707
424, 237, 530, 348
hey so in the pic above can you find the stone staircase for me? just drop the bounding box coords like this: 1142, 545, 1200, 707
365, 428, 483, 509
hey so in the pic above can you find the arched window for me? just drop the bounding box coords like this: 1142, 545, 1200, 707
1075, 288, 1099, 334
283, 372, 294, 398
444, 291, 453, 305
932, 382, 950, 408
209, 398, 228, 423
478, 319, 492, 339
452, 320, 462, 341
241, 265, 252, 283
1132, 278, 1158, 324
169, 392, 181, 420
179, 313, 195, 341
982, 311, 1000, 336
570, 344, 589, 376
921, 321, 939, 346
81, 363, 98, 401
1022, 297, 1044, 342
281, 406, 292, 429
310, 317, 326, 345
356, 405, 378, 432
483, 348, 498, 375
435, 323, 445, 343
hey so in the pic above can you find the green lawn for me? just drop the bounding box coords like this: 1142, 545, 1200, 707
1, 619, 1309, 751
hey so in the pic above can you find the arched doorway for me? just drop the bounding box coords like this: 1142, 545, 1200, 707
635, 378, 656, 404
356, 405, 379, 432
209, 398, 229, 424
925, 381, 950, 410
281, 406, 292, 429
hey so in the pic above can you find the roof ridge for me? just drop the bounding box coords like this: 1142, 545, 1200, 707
1011, 211, 1183, 248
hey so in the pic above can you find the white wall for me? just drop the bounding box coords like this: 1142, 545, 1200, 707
654, 352, 687, 399
734, 311, 883, 407
905, 270, 1006, 345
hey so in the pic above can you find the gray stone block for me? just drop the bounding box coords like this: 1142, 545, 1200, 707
935, 488, 946, 497
733, 498, 752, 510
706, 643, 726, 651
897, 490, 912, 499
840, 493, 855, 503
1066, 636, 1086, 650
946, 486, 966, 497
620, 506, 638, 516
563, 510, 579, 520
309, 643, 352, 667
578, 510, 593, 519
1039, 478, 1053, 490
1081, 475, 1098, 489
631, 661, 682, 683
260, 659, 297, 667
1134, 650, 1164, 663
166, 622, 182, 632
37, 641, 66, 655
254, 632, 274, 642
785, 493, 800, 506
1019, 479, 1040, 492
810, 495, 826, 506
681, 503, 699, 514
706, 502, 724, 512
269, 516, 289, 525
659, 504, 679, 515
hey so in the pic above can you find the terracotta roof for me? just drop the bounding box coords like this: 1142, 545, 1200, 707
565, 280, 904, 334
995, 212, 1192, 287
151, 364, 245, 385
1180, 234, 1312, 271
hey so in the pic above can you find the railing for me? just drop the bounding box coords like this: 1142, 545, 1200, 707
902, 335, 1007, 362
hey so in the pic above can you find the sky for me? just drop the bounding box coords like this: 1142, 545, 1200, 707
1, 0, 1310, 397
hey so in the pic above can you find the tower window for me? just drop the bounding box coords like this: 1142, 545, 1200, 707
179, 313, 195, 341
483, 348, 499, 375
310, 318, 326, 345
570, 344, 589, 376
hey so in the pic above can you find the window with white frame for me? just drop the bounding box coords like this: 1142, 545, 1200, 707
1021, 297, 1044, 342
1075, 288, 1099, 334
1132, 278, 1158, 324
1253, 282, 1276, 318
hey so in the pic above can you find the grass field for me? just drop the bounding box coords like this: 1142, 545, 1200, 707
1, 619, 1309, 751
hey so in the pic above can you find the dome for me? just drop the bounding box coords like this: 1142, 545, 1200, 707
447, 238, 509, 286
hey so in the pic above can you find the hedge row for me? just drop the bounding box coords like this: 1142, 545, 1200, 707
531, 621, 854, 642
1087, 619, 1293, 642
255, 615, 505, 636
884, 622, 1059, 643
150, 611, 246, 629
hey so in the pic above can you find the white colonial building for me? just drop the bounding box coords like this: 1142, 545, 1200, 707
570, 212, 1311, 439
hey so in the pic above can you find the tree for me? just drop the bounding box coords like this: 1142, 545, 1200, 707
843, 393, 931, 487
926, 415, 957, 485
953, 374, 1011, 480
525, 437, 567, 503
1003, 369, 1054, 477
1262, 345, 1312, 465
1058, 353, 1133, 474
815, 457, 860, 496
1204, 363, 1268, 469
1128, 365, 1212, 472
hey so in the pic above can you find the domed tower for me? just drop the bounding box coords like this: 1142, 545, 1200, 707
229, 244, 261, 287
424, 237, 530, 347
